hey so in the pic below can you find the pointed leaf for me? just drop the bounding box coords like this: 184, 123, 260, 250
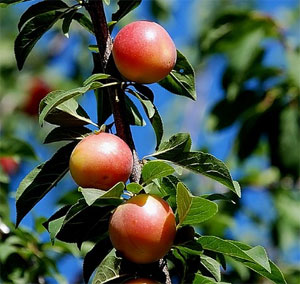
56, 198, 122, 244
81, 182, 125, 206
62, 9, 77, 36
176, 183, 218, 226
198, 236, 272, 273
149, 132, 191, 159
200, 255, 221, 282
159, 50, 196, 100
124, 95, 146, 126
83, 238, 113, 284
15, 11, 64, 70
39, 81, 104, 126
40, 97, 94, 127
72, 12, 94, 34
126, 182, 143, 194
83, 73, 111, 86
16, 142, 77, 227
128, 88, 163, 148
44, 126, 91, 144
18, 0, 68, 31
111, 0, 141, 23
92, 250, 125, 284
142, 160, 175, 184
155, 149, 241, 196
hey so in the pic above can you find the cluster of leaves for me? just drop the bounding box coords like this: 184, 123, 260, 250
1, 0, 291, 283
198, 9, 300, 178
0, 138, 77, 283
194, 5, 300, 283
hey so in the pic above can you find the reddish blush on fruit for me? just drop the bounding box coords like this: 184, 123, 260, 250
112, 21, 177, 84
109, 194, 176, 264
69, 132, 133, 190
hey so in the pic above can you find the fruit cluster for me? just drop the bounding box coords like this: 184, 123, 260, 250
68, 21, 177, 283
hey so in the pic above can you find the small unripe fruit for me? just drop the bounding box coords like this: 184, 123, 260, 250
124, 278, 160, 284
112, 21, 177, 84
109, 194, 176, 264
69, 132, 133, 190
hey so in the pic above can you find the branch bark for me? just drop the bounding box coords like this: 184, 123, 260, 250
85, 0, 141, 183
85, 1, 171, 282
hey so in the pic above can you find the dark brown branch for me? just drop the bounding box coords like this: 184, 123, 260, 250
85, 0, 141, 183
85, 2, 170, 282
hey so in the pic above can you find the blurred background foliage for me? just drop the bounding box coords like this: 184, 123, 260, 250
0, 0, 299, 283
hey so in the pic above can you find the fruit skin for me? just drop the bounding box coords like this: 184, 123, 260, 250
23, 78, 51, 116
109, 194, 176, 264
112, 21, 177, 84
124, 278, 160, 284
0, 157, 19, 176
69, 132, 133, 190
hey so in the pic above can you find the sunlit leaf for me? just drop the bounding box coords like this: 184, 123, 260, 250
176, 183, 218, 226
141, 160, 175, 184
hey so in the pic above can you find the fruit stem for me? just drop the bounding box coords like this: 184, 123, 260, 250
85, 0, 141, 183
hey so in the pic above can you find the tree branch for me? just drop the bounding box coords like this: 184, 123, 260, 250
85, 0, 141, 183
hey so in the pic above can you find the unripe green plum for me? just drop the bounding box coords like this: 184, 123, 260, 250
112, 21, 177, 84
109, 194, 176, 264
124, 278, 160, 284
69, 132, 133, 190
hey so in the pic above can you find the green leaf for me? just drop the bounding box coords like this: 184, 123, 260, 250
176, 183, 218, 226
141, 160, 175, 184
44, 205, 71, 242
62, 9, 77, 37
40, 97, 95, 127
15, 11, 64, 70
124, 95, 146, 126
127, 88, 163, 148
149, 132, 191, 159
15, 142, 77, 227
193, 274, 230, 284
198, 236, 271, 273
48, 216, 65, 243
81, 182, 125, 206
0, 137, 36, 159
278, 106, 300, 177
18, 0, 68, 31
0, 0, 30, 7
72, 12, 94, 34
56, 198, 122, 245
200, 255, 221, 282
83, 73, 111, 86
287, 49, 300, 88
83, 238, 113, 284
175, 241, 203, 255
126, 182, 143, 194
168, 151, 240, 196
159, 50, 196, 100
0, 243, 18, 262
92, 250, 124, 284
44, 126, 91, 144
241, 260, 287, 284
111, 0, 142, 23
39, 81, 106, 126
